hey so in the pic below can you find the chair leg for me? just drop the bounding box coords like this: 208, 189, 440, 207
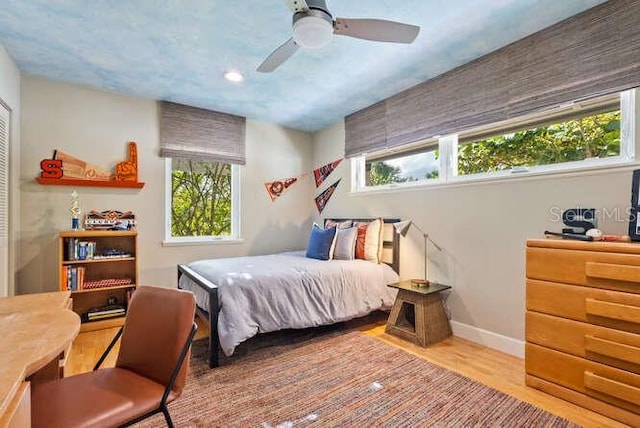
161, 405, 174, 428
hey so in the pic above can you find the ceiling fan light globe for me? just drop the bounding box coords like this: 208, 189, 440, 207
292, 15, 333, 49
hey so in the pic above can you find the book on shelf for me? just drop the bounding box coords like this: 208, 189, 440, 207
85, 304, 126, 321
92, 254, 132, 259
82, 278, 133, 290
85, 311, 125, 321
66, 238, 76, 261
62, 266, 86, 291
65, 239, 99, 261
88, 307, 125, 316
87, 304, 125, 313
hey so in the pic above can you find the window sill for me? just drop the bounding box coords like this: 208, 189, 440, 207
350, 159, 640, 196
162, 238, 244, 247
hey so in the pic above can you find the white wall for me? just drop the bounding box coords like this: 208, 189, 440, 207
313, 115, 640, 356
0, 45, 21, 297
18, 76, 314, 294
15, 72, 640, 357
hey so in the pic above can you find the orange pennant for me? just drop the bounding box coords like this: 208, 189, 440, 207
264, 177, 299, 201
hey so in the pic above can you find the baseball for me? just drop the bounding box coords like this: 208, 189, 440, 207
586, 228, 603, 240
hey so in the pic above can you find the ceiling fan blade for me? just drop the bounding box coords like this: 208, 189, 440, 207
257, 38, 299, 73
284, 0, 310, 13
333, 18, 420, 43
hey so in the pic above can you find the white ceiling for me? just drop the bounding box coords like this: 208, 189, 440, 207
0, 0, 607, 131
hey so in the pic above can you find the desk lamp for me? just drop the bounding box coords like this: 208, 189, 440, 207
393, 220, 443, 286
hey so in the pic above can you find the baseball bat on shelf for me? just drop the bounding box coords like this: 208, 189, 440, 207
599, 234, 631, 242
544, 231, 593, 241
544, 230, 631, 242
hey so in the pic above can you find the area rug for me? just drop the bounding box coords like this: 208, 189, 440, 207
137, 331, 576, 427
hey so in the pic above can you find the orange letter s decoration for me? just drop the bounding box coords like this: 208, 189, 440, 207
40, 159, 63, 179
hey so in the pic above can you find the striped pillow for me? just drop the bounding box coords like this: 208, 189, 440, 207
354, 218, 383, 263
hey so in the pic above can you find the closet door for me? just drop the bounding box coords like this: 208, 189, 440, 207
0, 102, 9, 297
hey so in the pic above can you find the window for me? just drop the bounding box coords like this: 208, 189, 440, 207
353, 89, 635, 191
164, 159, 240, 243
365, 143, 439, 186
457, 100, 621, 176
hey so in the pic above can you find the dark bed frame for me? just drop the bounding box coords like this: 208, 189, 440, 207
177, 218, 401, 368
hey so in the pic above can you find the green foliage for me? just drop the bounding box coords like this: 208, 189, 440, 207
171, 160, 232, 237
425, 170, 439, 179
426, 150, 440, 179
367, 148, 441, 185
368, 161, 408, 185
458, 111, 621, 175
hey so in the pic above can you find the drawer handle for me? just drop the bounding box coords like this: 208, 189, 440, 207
585, 262, 640, 283
585, 335, 640, 365
585, 298, 640, 324
584, 371, 640, 404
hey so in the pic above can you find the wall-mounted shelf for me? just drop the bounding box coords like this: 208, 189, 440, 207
36, 177, 145, 189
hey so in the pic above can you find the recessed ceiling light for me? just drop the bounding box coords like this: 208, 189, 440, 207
223, 71, 244, 83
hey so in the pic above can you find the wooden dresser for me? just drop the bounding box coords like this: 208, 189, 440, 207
526, 239, 640, 427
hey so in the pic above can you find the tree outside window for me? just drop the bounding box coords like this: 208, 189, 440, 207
457, 110, 621, 175
366, 148, 439, 186
170, 159, 232, 237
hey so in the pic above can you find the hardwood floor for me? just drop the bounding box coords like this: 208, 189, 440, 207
67, 317, 627, 427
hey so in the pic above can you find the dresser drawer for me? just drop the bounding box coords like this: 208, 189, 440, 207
526, 311, 640, 374
527, 280, 640, 334
526, 343, 640, 415
527, 247, 640, 293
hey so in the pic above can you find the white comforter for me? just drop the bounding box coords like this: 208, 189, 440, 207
180, 251, 399, 356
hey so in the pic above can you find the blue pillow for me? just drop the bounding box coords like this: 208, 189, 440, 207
305, 224, 337, 260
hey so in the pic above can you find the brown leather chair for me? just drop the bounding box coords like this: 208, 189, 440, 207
31, 285, 197, 428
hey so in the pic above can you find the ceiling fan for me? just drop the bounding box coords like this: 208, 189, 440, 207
257, 0, 420, 73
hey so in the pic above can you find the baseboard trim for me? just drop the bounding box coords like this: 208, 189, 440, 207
450, 320, 525, 358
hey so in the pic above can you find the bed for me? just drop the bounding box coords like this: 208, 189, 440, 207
177, 218, 401, 368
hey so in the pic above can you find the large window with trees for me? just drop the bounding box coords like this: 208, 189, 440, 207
165, 159, 240, 243
457, 104, 621, 176
354, 89, 635, 191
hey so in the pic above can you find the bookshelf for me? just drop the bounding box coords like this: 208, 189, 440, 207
58, 230, 138, 332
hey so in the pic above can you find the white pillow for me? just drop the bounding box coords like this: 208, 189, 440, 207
364, 218, 383, 263
333, 226, 358, 260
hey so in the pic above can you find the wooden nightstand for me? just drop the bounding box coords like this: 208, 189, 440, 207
385, 280, 452, 346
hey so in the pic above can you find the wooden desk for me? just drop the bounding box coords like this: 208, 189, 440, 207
385, 281, 452, 346
0, 292, 80, 426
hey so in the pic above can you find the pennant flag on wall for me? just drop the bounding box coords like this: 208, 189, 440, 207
313, 158, 343, 188
264, 176, 303, 201
315, 179, 341, 213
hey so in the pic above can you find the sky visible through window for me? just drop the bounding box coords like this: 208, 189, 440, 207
383, 151, 438, 182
